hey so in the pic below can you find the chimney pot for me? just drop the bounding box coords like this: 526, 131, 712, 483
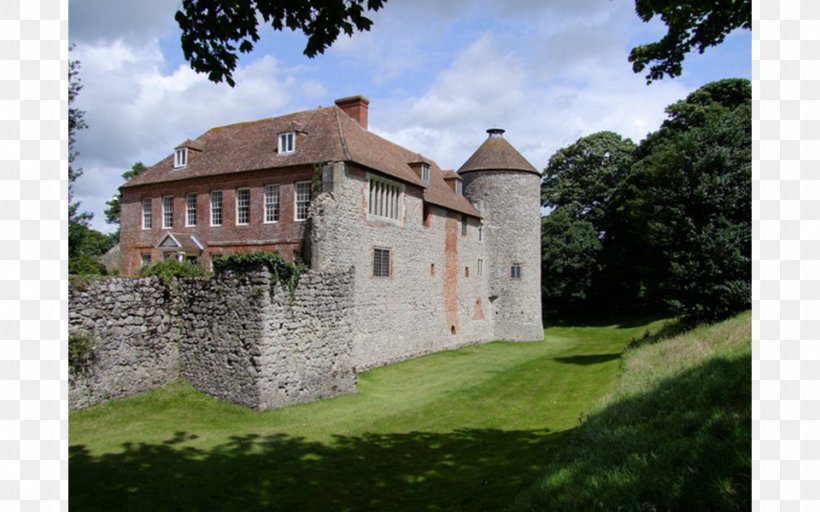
335, 95, 370, 129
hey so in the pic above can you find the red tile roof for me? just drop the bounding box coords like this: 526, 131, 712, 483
123, 105, 480, 218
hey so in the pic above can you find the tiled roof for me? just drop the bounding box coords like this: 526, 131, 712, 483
123, 105, 480, 218
457, 131, 539, 175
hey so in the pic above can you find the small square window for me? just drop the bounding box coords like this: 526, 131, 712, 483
141, 253, 152, 267
278, 132, 295, 154
373, 248, 391, 277
511, 263, 522, 280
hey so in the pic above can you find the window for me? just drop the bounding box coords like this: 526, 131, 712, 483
368, 175, 401, 221
236, 188, 250, 225
478, 224, 483, 242
186, 193, 197, 226
278, 132, 295, 154
455, 180, 463, 196
511, 263, 522, 279
373, 248, 391, 277
461, 215, 468, 236
141, 253, 151, 267
423, 204, 433, 228
162, 196, 173, 229
477, 258, 484, 277
174, 148, 187, 168
465, 267, 469, 278
295, 181, 311, 221
421, 163, 430, 183
142, 198, 152, 229
264, 185, 280, 223
210, 191, 223, 226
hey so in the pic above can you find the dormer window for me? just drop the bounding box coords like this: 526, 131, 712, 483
455, 180, 463, 196
278, 132, 295, 154
174, 148, 187, 168
421, 163, 430, 183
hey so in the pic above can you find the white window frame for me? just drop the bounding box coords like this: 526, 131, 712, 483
421, 163, 430, 183
186, 193, 197, 227
174, 148, 187, 168
210, 191, 223, 226
367, 174, 403, 222
294, 181, 311, 221
264, 184, 280, 223
373, 247, 391, 278
142, 198, 152, 230
162, 196, 173, 229
278, 132, 295, 154
236, 188, 250, 225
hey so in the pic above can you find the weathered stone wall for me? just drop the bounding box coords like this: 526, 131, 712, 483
69, 277, 182, 409
461, 170, 544, 341
68, 267, 356, 411
310, 162, 495, 371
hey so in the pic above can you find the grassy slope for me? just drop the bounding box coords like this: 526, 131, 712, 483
510, 311, 751, 512
70, 316, 669, 511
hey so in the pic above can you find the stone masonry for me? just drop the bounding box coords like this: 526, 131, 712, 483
69, 268, 356, 410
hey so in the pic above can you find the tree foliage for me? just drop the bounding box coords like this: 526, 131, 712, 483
541, 79, 751, 322
629, 0, 751, 83
541, 131, 636, 225
105, 162, 147, 242
176, 0, 387, 86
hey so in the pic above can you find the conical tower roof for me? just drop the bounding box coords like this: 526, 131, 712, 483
457, 128, 539, 175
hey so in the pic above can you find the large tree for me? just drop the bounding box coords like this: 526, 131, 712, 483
104, 162, 147, 242
629, 0, 751, 83
611, 78, 752, 321
175, 0, 386, 86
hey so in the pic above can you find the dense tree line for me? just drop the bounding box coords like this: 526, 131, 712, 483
541, 78, 751, 323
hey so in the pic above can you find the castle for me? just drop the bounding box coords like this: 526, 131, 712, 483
73, 96, 543, 409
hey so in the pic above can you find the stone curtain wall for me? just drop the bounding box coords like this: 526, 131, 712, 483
69, 277, 182, 409
68, 268, 356, 410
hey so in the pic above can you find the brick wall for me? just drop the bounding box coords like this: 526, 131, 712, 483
120, 165, 315, 275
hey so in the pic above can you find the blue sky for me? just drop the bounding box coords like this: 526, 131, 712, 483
69, 0, 751, 234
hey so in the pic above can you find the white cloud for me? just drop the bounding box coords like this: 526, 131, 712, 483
71, 40, 326, 233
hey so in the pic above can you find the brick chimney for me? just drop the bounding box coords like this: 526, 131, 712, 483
335, 95, 370, 129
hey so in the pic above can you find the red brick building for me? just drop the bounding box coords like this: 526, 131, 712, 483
119, 96, 478, 275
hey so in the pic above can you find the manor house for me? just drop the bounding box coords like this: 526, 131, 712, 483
119, 96, 543, 369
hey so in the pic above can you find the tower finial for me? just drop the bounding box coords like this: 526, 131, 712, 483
487, 128, 505, 137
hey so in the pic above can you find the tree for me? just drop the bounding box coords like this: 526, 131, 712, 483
540, 206, 602, 313
541, 131, 636, 226
68, 47, 89, 226
629, 0, 751, 83
105, 162, 147, 242
612, 79, 751, 321
175, 0, 387, 86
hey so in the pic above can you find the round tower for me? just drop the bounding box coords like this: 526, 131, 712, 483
458, 128, 543, 341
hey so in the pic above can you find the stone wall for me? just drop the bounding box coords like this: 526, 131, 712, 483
68, 267, 356, 410
69, 277, 182, 409
310, 162, 496, 371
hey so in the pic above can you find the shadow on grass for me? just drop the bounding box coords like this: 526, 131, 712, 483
70, 427, 570, 512
511, 352, 751, 512
552, 353, 621, 366
543, 309, 673, 329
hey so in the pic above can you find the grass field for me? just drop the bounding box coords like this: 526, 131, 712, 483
70, 314, 674, 511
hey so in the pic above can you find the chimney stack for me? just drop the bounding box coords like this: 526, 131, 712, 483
335, 95, 370, 129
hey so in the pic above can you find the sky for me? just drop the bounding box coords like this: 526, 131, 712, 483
69, 0, 751, 234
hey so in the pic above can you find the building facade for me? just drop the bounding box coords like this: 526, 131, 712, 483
119, 96, 543, 363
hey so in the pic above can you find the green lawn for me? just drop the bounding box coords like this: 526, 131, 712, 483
70, 315, 671, 511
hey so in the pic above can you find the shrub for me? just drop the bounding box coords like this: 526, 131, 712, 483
137, 258, 209, 283
69, 254, 108, 276
69, 332, 97, 375
212, 251, 308, 290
